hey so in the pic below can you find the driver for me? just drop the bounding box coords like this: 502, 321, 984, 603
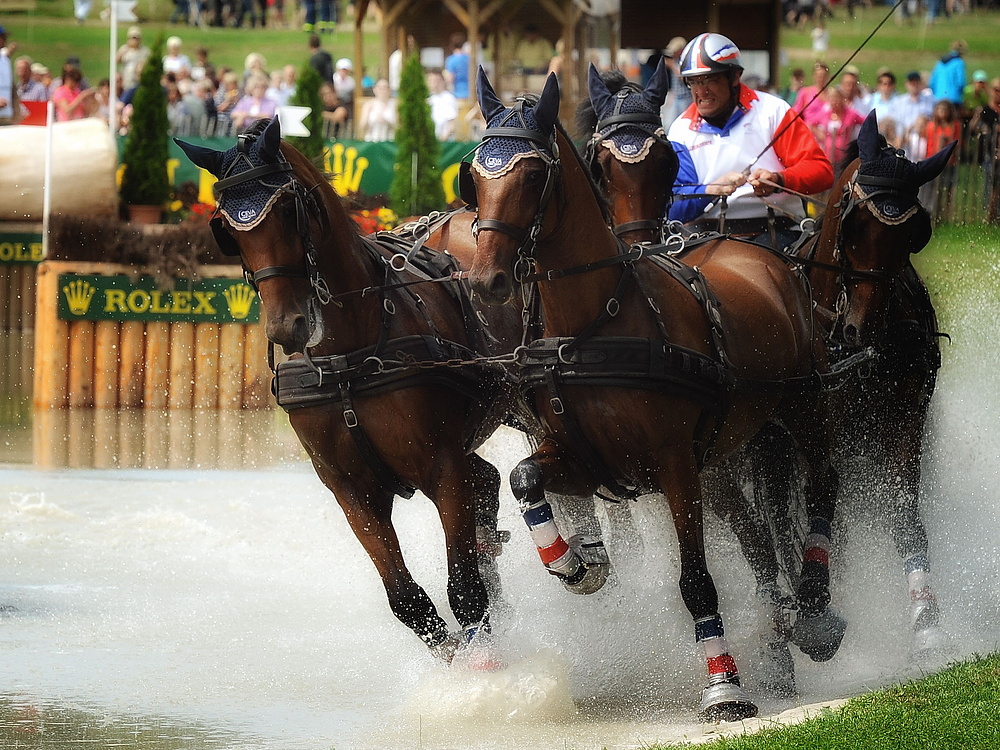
667, 33, 834, 248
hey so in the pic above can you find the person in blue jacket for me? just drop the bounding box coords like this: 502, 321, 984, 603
929, 39, 967, 106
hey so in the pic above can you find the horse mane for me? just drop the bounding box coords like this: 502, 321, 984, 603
837, 140, 860, 174
574, 69, 641, 140
553, 118, 613, 228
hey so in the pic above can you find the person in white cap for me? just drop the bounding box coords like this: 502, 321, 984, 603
116, 26, 150, 91
668, 32, 833, 247
663, 35, 691, 125
333, 57, 355, 107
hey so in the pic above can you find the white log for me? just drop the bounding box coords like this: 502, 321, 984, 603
1, 118, 119, 221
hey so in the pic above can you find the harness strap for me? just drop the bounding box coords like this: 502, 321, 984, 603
213, 161, 294, 195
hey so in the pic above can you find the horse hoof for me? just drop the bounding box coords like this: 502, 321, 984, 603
560, 561, 611, 595
452, 629, 508, 672
913, 625, 951, 662
754, 640, 797, 699
790, 607, 847, 662
698, 680, 758, 722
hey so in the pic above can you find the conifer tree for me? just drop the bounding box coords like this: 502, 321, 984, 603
287, 63, 325, 163
390, 54, 445, 216
120, 37, 170, 207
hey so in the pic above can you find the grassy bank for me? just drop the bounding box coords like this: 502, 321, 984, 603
3, 0, 382, 84
649, 653, 1000, 750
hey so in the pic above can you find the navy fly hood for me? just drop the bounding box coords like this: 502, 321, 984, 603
175, 116, 294, 230
587, 61, 669, 163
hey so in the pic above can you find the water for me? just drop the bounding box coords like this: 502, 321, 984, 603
1, 244, 999, 749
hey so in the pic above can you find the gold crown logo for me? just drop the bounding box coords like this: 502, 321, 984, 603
223, 283, 256, 320
62, 279, 96, 316
326, 142, 369, 196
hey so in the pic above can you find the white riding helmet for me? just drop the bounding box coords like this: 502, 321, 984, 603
679, 33, 743, 78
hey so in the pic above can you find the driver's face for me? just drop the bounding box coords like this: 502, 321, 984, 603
687, 72, 735, 120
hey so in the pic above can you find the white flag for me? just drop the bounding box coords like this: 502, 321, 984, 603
277, 106, 311, 137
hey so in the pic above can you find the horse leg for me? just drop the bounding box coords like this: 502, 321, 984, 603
786, 411, 848, 663
467, 452, 511, 616
657, 447, 757, 721
704, 452, 795, 698
324, 473, 455, 658
883, 407, 949, 657
510, 438, 610, 595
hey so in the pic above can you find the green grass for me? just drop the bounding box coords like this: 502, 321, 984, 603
3, 0, 383, 84
646, 653, 1000, 749
780, 5, 1000, 87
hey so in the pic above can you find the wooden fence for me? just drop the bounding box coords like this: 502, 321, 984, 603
33, 261, 271, 409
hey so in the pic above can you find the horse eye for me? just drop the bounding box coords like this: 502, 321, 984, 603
526, 170, 544, 185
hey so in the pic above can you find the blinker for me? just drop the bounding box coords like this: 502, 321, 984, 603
459, 161, 478, 209
210, 216, 241, 256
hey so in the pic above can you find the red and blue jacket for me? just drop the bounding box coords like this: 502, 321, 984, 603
668, 85, 833, 223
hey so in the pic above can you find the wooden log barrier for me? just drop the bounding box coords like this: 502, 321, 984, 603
33, 261, 268, 409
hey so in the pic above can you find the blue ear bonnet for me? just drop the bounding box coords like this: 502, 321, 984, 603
594, 88, 664, 161
856, 143, 922, 220
214, 133, 294, 229
474, 99, 552, 175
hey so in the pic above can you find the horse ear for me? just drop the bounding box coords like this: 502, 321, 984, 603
588, 63, 614, 118
260, 116, 282, 160
857, 109, 881, 163
174, 138, 225, 177
642, 56, 670, 110
533, 72, 561, 136
913, 141, 956, 187
477, 66, 505, 123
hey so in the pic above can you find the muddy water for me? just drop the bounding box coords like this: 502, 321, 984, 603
1, 241, 999, 749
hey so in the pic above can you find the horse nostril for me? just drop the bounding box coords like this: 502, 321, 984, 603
842, 323, 860, 347
488, 272, 511, 303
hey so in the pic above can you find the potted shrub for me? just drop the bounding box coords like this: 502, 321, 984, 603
390, 53, 445, 217
120, 37, 170, 223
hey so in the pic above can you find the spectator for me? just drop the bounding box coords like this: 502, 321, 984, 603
190, 47, 211, 81
662, 36, 692, 124
811, 19, 828, 59
443, 38, 470, 99
74, 0, 92, 24
15, 56, 47, 102
52, 67, 95, 122
358, 77, 396, 142
117, 26, 150, 91
31, 63, 54, 98
302, 0, 336, 33
90, 77, 117, 122
269, 65, 296, 107
969, 77, 1000, 210
924, 99, 961, 213
514, 23, 553, 75
962, 69, 990, 121
230, 74, 275, 132
792, 61, 830, 127
388, 35, 416, 95
182, 77, 217, 132
0, 25, 13, 125
242, 52, 267, 89
214, 69, 242, 130
332, 58, 355, 108
163, 36, 192, 79
779, 67, 805, 107
929, 39, 967, 106
889, 71, 935, 152
318, 80, 348, 137
426, 69, 457, 141
812, 88, 866, 170
58, 57, 91, 91
839, 65, 869, 113
865, 69, 898, 125
308, 34, 334, 83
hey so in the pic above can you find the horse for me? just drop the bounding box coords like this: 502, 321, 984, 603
578, 62, 847, 696
463, 67, 842, 720
795, 110, 954, 656
175, 117, 517, 664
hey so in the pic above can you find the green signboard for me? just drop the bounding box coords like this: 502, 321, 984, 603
57, 274, 260, 324
0, 233, 44, 265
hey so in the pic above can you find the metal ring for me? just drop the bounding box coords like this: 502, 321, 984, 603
389, 253, 408, 272
606, 298, 620, 317
363, 356, 386, 374
513, 256, 533, 283
384, 298, 396, 315
557, 343, 575, 365
799, 217, 816, 234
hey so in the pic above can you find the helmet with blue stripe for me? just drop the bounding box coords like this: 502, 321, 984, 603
678, 33, 743, 78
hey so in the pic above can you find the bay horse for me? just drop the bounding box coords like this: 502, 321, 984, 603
175, 117, 515, 664
578, 62, 843, 695
797, 110, 954, 656
463, 68, 841, 720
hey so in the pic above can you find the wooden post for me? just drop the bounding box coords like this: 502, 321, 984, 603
67, 408, 95, 468
168, 322, 196, 409
117, 408, 145, 467
242, 322, 271, 408
168, 409, 194, 468
217, 323, 245, 409
20, 263, 36, 332
33, 262, 69, 408
143, 322, 170, 409
193, 323, 221, 408
93, 409, 119, 468
93, 321, 120, 408
118, 320, 145, 407
67, 321, 96, 408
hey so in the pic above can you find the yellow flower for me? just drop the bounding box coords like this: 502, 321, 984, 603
170, 200, 184, 212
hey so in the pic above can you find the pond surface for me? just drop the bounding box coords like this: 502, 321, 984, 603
1, 236, 1000, 749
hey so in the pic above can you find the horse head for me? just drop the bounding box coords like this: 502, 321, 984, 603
176, 117, 331, 355
464, 67, 565, 304
834, 110, 954, 346
583, 60, 679, 244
